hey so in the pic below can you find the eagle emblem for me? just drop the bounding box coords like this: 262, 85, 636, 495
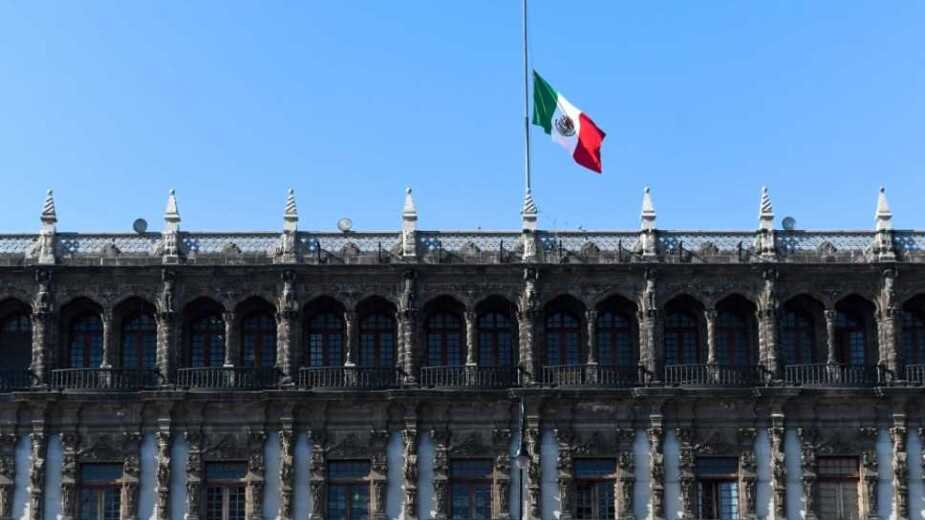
555, 114, 576, 137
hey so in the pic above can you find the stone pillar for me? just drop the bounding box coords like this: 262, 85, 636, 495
615, 429, 635, 519
861, 447, 879, 520
309, 433, 326, 520
465, 311, 477, 366
278, 429, 295, 520
491, 428, 512, 520
517, 310, 537, 384
60, 432, 78, 520
29, 311, 53, 385
275, 309, 299, 382
524, 427, 541, 520
370, 430, 389, 520
738, 429, 758, 520
585, 310, 597, 365
0, 435, 18, 520
676, 429, 696, 520
648, 417, 665, 520
705, 308, 717, 366
400, 310, 418, 384
401, 429, 419, 520
824, 309, 837, 365
246, 432, 266, 520
769, 413, 787, 520
432, 430, 450, 520
343, 310, 357, 366
155, 431, 171, 520
156, 312, 177, 383
27, 432, 46, 520
121, 439, 141, 520
223, 311, 237, 367
555, 430, 575, 520
186, 432, 203, 520
891, 415, 908, 520
880, 269, 899, 373
798, 429, 818, 520
100, 309, 114, 368
640, 269, 659, 380
759, 269, 780, 376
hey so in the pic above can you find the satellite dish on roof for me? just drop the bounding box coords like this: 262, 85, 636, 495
782, 216, 796, 231
337, 217, 353, 233
132, 218, 148, 234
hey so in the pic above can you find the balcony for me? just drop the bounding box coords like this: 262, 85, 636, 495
783, 363, 883, 386
419, 365, 518, 389
0, 369, 36, 391
905, 364, 925, 385
51, 368, 161, 391
541, 364, 642, 387
664, 364, 766, 387
298, 366, 400, 390
176, 367, 278, 390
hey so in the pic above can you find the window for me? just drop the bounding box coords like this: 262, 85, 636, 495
664, 312, 699, 366
574, 459, 615, 520
715, 311, 750, 367
190, 315, 225, 368
901, 310, 925, 365
121, 314, 156, 370
780, 309, 815, 366
546, 312, 580, 366
817, 457, 859, 520
596, 312, 634, 367
78, 464, 122, 520
327, 460, 370, 520
70, 315, 103, 368
426, 312, 463, 366
477, 313, 515, 367
695, 457, 739, 520
0, 313, 32, 369
307, 313, 344, 367
242, 313, 276, 368
835, 312, 866, 366
450, 459, 492, 520
204, 462, 247, 520
358, 314, 394, 368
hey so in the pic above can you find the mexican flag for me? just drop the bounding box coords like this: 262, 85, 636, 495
532, 71, 606, 173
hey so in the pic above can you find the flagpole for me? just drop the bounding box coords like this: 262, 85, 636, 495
522, 0, 532, 196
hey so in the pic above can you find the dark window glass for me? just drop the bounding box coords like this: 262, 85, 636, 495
698, 480, 738, 520
78, 464, 122, 520
818, 457, 859, 478
450, 459, 492, 520
545, 312, 580, 366
121, 314, 157, 370
596, 311, 634, 367
695, 457, 738, 478
190, 314, 225, 368
835, 311, 866, 366
70, 315, 103, 368
329, 461, 371, 480
450, 460, 492, 479
902, 311, 925, 365
477, 313, 514, 367
715, 311, 750, 367
817, 457, 860, 520
575, 481, 614, 520
358, 314, 394, 368
307, 313, 344, 367
206, 463, 247, 480
664, 311, 699, 366
242, 313, 276, 368
780, 310, 815, 365
204, 462, 246, 520
327, 460, 370, 520
426, 312, 463, 367
0, 313, 32, 369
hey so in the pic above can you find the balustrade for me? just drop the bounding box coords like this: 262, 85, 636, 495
419, 365, 518, 388
298, 366, 400, 390
50, 368, 161, 390
176, 367, 278, 389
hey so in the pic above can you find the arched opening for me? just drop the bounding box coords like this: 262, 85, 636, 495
356, 297, 396, 368
543, 295, 585, 366
714, 295, 757, 368
0, 299, 32, 371
780, 295, 824, 367
834, 295, 877, 367
114, 298, 157, 370
183, 298, 226, 368
662, 295, 704, 367
901, 295, 925, 368
476, 296, 517, 368
423, 296, 465, 367
60, 298, 103, 369
595, 295, 638, 368
304, 297, 346, 367
237, 298, 277, 369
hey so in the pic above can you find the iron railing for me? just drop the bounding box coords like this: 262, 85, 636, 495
0, 369, 36, 391
51, 368, 161, 390
176, 367, 278, 389
541, 364, 641, 387
783, 363, 881, 386
905, 364, 925, 385
664, 364, 764, 387
419, 365, 518, 388
298, 366, 400, 390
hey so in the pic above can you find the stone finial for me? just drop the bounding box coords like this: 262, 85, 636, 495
41, 189, 57, 225
759, 186, 774, 223
164, 189, 180, 226
521, 188, 538, 232
640, 186, 656, 231
36, 189, 57, 265
284, 188, 298, 232
401, 187, 417, 257
402, 187, 417, 220
161, 189, 181, 264
875, 186, 892, 231
756, 186, 777, 259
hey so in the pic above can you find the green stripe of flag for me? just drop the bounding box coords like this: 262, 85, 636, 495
532, 70, 558, 135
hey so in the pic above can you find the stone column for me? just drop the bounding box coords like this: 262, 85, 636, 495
29, 312, 52, 385
246, 432, 266, 520
0, 435, 18, 520
491, 428, 512, 520
156, 312, 177, 383
824, 309, 837, 365
465, 311, 477, 366
676, 429, 696, 520
27, 432, 46, 520
60, 433, 78, 520
275, 309, 299, 382
738, 429, 758, 520
798, 430, 818, 520
648, 417, 665, 520
891, 415, 908, 520
758, 306, 779, 376
432, 430, 450, 520
861, 448, 879, 520
401, 429, 419, 520
122, 444, 141, 520
878, 310, 899, 375
223, 311, 237, 367
517, 310, 537, 384
615, 429, 635, 519
100, 309, 114, 368
369, 430, 390, 520
186, 432, 203, 520
769, 413, 787, 520
400, 310, 418, 384
524, 427, 542, 520
154, 431, 171, 520
278, 429, 295, 520
309, 433, 326, 520
705, 308, 717, 366
342, 310, 357, 366
555, 430, 575, 520
585, 309, 598, 365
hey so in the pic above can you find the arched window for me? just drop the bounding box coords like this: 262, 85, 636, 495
359, 314, 395, 368
69, 315, 103, 368
478, 313, 515, 367
122, 314, 156, 370
835, 311, 866, 366
715, 311, 749, 367
596, 312, 634, 367
664, 312, 699, 366
242, 313, 277, 368
190, 315, 225, 368
902, 311, 925, 366
780, 310, 815, 365
546, 312, 580, 366
307, 313, 344, 367
0, 313, 32, 369
426, 313, 463, 366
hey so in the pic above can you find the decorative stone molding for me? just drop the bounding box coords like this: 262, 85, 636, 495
27, 432, 46, 520
401, 429, 418, 520
491, 427, 512, 520
647, 417, 665, 520
30, 269, 55, 384
769, 413, 786, 520
0, 434, 18, 520
517, 268, 539, 384
890, 416, 908, 520
431, 428, 450, 520
309, 431, 326, 520
278, 429, 295, 520
155, 431, 171, 520
798, 426, 879, 520
399, 271, 419, 385
276, 270, 300, 381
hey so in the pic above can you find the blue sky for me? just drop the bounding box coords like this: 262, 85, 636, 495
0, 2, 923, 233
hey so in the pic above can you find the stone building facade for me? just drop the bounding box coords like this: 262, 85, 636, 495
0, 186, 922, 520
